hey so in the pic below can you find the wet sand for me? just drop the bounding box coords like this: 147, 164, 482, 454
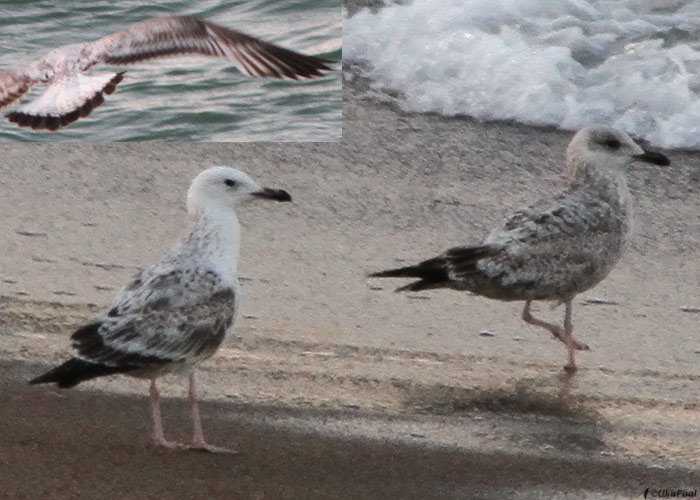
2, 359, 700, 500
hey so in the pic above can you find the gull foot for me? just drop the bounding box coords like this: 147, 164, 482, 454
550, 328, 590, 351
571, 338, 590, 351
188, 441, 239, 455
563, 363, 578, 374
153, 438, 188, 451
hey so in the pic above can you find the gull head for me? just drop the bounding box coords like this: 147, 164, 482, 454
565, 125, 670, 179
187, 166, 292, 216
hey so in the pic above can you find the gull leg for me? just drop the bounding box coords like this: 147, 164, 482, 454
187, 371, 238, 454
521, 301, 589, 351
149, 378, 184, 450
562, 300, 578, 373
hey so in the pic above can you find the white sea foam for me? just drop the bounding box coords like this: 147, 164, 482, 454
344, 0, 700, 149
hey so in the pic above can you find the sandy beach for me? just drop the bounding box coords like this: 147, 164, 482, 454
2, 359, 700, 500
0, 3, 699, 495
0, 128, 698, 496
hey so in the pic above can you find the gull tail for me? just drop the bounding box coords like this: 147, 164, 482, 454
369, 245, 494, 292
29, 358, 133, 388
7, 71, 125, 131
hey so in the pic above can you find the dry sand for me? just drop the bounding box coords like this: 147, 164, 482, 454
0, 8, 699, 495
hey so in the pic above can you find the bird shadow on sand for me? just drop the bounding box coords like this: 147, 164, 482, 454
401, 373, 610, 454
401, 373, 599, 420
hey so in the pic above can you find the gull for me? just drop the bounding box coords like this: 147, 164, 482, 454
369, 126, 670, 373
0, 15, 333, 130
30, 166, 292, 453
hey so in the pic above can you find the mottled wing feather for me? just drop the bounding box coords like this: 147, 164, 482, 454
494, 190, 622, 247
109, 265, 229, 315
73, 291, 235, 367
93, 15, 331, 79
72, 266, 237, 369
0, 70, 36, 109
483, 190, 623, 293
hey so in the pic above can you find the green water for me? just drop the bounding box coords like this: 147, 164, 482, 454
0, 0, 341, 141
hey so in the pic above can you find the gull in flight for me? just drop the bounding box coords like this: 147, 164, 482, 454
30, 166, 292, 453
0, 15, 333, 130
369, 126, 670, 373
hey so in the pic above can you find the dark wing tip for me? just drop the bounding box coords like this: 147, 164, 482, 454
29, 357, 135, 388
202, 22, 333, 80
257, 43, 334, 79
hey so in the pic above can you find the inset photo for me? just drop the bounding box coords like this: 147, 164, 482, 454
0, 0, 340, 141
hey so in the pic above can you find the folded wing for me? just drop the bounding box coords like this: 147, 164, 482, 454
66, 262, 237, 370
71, 288, 236, 370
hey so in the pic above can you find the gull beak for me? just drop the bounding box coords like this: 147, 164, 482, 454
633, 148, 670, 166
252, 187, 292, 202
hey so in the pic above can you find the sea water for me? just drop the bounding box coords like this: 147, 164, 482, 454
0, 0, 341, 142
344, 0, 700, 149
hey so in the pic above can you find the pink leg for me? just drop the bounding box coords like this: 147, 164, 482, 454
149, 378, 185, 450
187, 371, 238, 454
562, 301, 577, 373
521, 300, 589, 372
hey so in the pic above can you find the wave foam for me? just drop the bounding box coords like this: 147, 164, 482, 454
344, 0, 700, 149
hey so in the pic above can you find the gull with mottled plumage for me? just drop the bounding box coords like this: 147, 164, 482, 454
30, 166, 292, 453
369, 125, 670, 373
0, 15, 332, 130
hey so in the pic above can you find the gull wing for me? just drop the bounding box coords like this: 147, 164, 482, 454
71, 265, 238, 369
0, 70, 37, 109
474, 189, 626, 297
71, 289, 236, 369
6, 71, 123, 130
92, 15, 332, 80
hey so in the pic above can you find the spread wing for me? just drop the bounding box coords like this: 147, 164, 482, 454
91, 15, 332, 79
71, 266, 237, 369
6, 72, 123, 130
0, 70, 37, 109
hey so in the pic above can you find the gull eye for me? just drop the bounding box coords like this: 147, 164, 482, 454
224, 179, 236, 188
602, 138, 621, 149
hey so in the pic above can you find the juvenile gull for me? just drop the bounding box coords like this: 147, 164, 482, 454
0, 15, 333, 130
30, 166, 292, 452
369, 126, 670, 372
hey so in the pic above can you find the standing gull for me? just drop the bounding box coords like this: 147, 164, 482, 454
30, 166, 292, 453
0, 15, 333, 130
369, 126, 670, 372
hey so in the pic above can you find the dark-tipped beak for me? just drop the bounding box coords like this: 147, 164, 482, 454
252, 187, 292, 202
633, 148, 670, 166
